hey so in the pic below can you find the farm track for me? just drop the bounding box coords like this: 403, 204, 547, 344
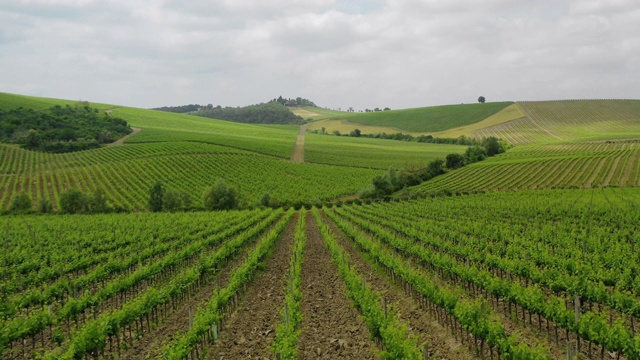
319, 212, 479, 360
106, 128, 142, 146
297, 212, 378, 359
290, 125, 306, 163
203, 214, 298, 359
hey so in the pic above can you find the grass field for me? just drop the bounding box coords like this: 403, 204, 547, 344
323, 102, 513, 133
304, 133, 467, 169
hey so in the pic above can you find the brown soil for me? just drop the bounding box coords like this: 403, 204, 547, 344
204, 215, 298, 359
290, 125, 306, 163
117, 225, 269, 359
107, 127, 142, 146
297, 212, 378, 359
319, 212, 479, 360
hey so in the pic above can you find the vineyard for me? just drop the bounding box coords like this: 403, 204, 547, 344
473, 101, 640, 145
0, 141, 380, 210
304, 133, 467, 169
407, 141, 640, 196
2, 187, 639, 359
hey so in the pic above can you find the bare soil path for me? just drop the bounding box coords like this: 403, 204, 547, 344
107, 127, 142, 146
319, 212, 479, 360
204, 215, 298, 360
118, 218, 283, 359
297, 212, 378, 359
290, 125, 307, 162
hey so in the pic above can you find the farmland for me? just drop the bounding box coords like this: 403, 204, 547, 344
304, 133, 467, 169
2, 91, 640, 360
3, 188, 640, 359
317, 102, 513, 133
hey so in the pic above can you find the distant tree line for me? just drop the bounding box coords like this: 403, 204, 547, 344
271, 96, 316, 107
0, 104, 132, 153
152, 104, 202, 113
313, 128, 483, 146
195, 102, 304, 124
360, 137, 508, 199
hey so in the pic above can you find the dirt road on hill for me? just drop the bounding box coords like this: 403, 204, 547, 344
107, 127, 141, 146
290, 125, 306, 163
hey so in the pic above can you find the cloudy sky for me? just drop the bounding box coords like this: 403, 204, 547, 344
1, 0, 639, 110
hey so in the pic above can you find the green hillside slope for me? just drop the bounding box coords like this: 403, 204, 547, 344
326, 102, 512, 133
404, 100, 640, 196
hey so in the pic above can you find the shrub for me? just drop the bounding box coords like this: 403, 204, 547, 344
163, 189, 183, 212
149, 181, 164, 212
59, 188, 88, 214
10, 193, 32, 212
202, 179, 238, 210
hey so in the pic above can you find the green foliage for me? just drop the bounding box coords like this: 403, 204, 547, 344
272, 209, 306, 359
9, 192, 32, 212
327, 102, 512, 132
312, 208, 423, 359
445, 153, 465, 169
349, 128, 361, 137
149, 181, 164, 212
481, 136, 506, 157
153, 104, 202, 113
88, 189, 110, 213
59, 188, 88, 214
37, 199, 52, 214
162, 189, 183, 212
202, 179, 238, 211
464, 145, 487, 164
0, 105, 132, 153
196, 102, 303, 124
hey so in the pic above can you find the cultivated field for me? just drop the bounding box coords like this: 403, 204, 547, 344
3, 188, 640, 359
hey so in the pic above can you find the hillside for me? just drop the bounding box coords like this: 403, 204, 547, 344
0, 93, 387, 210
401, 100, 640, 196
309, 101, 512, 134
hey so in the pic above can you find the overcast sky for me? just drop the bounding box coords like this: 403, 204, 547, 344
1, 0, 639, 110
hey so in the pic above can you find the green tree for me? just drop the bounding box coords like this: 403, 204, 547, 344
10, 193, 32, 212
88, 188, 110, 213
445, 153, 465, 169
59, 188, 88, 214
465, 145, 487, 164
260, 192, 271, 207
149, 181, 164, 212
181, 191, 192, 210
481, 136, 505, 156
349, 128, 361, 137
478, 96, 486, 103
163, 189, 183, 212
37, 199, 52, 213
202, 179, 238, 210
25, 129, 42, 148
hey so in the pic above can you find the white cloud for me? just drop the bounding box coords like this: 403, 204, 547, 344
0, 0, 638, 109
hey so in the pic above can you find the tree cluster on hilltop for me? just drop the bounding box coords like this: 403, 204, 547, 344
152, 104, 202, 113
0, 104, 132, 153
195, 102, 304, 124
271, 96, 316, 107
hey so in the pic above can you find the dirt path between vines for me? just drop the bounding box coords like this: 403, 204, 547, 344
320, 211, 479, 360
107, 127, 142, 146
290, 125, 306, 163
204, 215, 298, 359
119, 219, 281, 359
297, 212, 378, 359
